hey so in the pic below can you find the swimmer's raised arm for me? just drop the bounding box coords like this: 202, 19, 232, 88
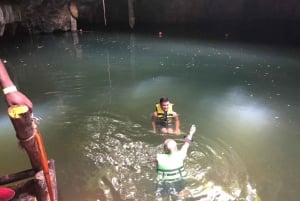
180, 125, 196, 158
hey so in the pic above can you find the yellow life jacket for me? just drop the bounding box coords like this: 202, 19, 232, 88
157, 153, 186, 182
155, 103, 174, 125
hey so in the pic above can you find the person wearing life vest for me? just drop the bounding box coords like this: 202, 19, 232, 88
151, 96, 180, 135
155, 124, 196, 200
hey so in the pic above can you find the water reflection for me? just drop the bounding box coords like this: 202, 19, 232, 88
210, 87, 271, 131
0, 32, 299, 201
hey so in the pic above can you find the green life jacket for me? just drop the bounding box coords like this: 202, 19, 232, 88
157, 153, 186, 182
155, 103, 174, 126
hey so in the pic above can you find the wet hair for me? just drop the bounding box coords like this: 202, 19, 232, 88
164, 139, 177, 153
159, 96, 169, 104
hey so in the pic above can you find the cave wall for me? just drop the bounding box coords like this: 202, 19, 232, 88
0, 0, 300, 36
104, 0, 300, 23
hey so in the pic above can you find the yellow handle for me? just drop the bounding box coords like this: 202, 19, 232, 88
8, 105, 28, 119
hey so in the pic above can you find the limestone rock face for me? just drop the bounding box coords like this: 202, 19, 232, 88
20, 1, 72, 33
0, 0, 300, 36
0, 4, 22, 35
0, 1, 73, 35
28, 4, 71, 33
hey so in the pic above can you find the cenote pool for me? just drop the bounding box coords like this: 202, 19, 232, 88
0, 31, 299, 201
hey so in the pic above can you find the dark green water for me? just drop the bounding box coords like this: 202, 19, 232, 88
0, 32, 299, 201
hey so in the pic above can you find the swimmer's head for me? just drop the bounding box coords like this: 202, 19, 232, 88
159, 96, 170, 112
164, 139, 177, 153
